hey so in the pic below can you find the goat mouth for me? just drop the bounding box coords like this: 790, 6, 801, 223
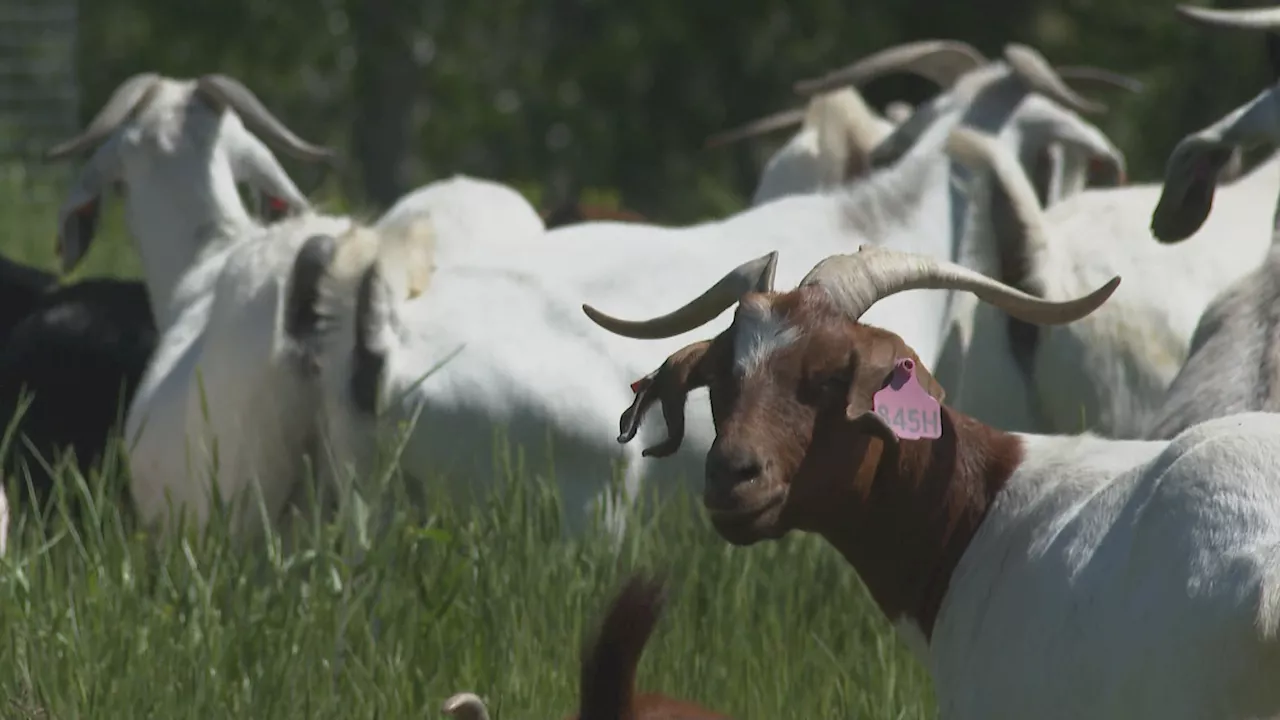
704, 488, 786, 526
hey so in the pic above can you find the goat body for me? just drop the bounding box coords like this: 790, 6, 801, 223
1143, 245, 1280, 438
940, 124, 1280, 437
590, 243, 1280, 719
0, 256, 56, 342
47, 72, 343, 539
0, 278, 155, 522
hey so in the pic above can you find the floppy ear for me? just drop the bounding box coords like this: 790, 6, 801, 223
617, 340, 712, 458
1150, 140, 1236, 243
225, 122, 312, 218
56, 138, 121, 274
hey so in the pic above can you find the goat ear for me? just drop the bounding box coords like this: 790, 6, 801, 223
1151, 139, 1236, 243
618, 340, 712, 458
283, 233, 339, 373
56, 138, 121, 274
845, 339, 945, 420
57, 199, 103, 274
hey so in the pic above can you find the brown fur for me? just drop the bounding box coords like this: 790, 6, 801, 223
543, 201, 649, 229
616, 287, 1023, 639
441, 574, 734, 720
570, 573, 733, 720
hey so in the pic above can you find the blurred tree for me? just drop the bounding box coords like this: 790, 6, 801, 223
61, 0, 1279, 224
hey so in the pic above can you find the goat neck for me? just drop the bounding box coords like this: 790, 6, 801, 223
123, 84, 261, 327
785, 388, 1022, 642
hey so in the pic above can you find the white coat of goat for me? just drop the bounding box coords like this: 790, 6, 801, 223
936, 76, 1280, 438
714, 41, 1136, 209
49, 73, 364, 539
375, 174, 546, 265
304, 50, 1106, 535
1137, 4, 1280, 439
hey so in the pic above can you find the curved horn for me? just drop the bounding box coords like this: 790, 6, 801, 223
45, 72, 161, 160
195, 74, 335, 163
441, 693, 491, 720
583, 252, 779, 339
1176, 4, 1280, 31
800, 244, 1120, 325
1056, 66, 1145, 94
1003, 44, 1107, 115
704, 107, 807, 148
794, 40, 989, 97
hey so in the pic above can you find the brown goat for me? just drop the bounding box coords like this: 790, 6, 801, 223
583, 245, 1118, 641
441, 573, 733, 720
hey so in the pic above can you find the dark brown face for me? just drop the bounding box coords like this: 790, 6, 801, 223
651, 289, 943, 546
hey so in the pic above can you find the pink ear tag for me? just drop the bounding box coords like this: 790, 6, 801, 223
871, 358, 942, 440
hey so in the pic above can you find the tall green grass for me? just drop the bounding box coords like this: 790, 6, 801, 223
0, 428, 936, 719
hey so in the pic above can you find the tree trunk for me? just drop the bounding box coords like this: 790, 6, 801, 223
349, 0, 416, 209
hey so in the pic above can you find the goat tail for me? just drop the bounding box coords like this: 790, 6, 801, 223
578, 571, 669, 720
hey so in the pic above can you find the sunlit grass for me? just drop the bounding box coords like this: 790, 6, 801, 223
0, 425, 936, 719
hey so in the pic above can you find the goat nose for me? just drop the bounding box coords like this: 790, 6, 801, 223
706, 443, 764, 494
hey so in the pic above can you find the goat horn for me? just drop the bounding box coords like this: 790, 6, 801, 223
704, 107, 808, 148
1003, 44, 1107, 115
441, 693, 491, 720
800, 244, 1119, 326
45, 72, 161, 160
1056, 66, 1145, 94
794, 40, 989, 97
195, 74, 335, 163
1176, 4, 1280, 30
583, 251, 779, 339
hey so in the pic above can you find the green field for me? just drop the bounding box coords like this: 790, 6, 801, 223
0, 175, 934, 719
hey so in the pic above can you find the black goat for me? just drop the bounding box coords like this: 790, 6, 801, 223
0, 258, 155, 526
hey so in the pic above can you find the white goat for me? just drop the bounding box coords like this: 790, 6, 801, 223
713, 41, 1136, 209
586, 241, 1280, 720
48, 73, 367, 540
705, 41, 988, 204
936, 86, 1280, 438
304, 51, 1109, 535
375, 174, 546, 265
1139, 4, 1280, 439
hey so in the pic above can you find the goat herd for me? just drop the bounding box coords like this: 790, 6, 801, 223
5, 3, 1280, 718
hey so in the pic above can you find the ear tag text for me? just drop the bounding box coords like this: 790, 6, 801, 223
872, 358, 942, 440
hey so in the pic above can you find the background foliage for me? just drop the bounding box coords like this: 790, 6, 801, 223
70, 0, 1279, 226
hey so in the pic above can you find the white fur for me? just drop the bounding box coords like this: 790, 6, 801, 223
126, 214, 354, 539
50, 75, 359, 540
733, 302, 801, 377
753, 63, 1124, 210
376, 174, 546, 263
941, 92, 1280, 438
752, 89, 899, 206
930, 413, 1280, 718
